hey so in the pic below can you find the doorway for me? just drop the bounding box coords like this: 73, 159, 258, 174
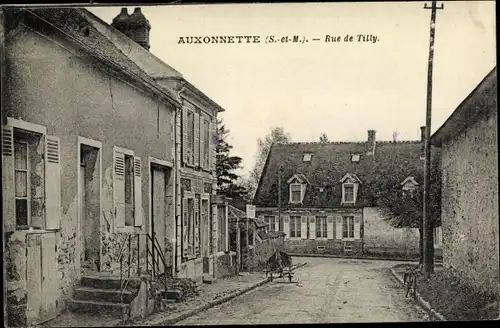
79, 143, 101, 274
150, 163, 174, 274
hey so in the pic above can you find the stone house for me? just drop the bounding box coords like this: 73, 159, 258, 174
253, 128, 439, 258
2, 7, 226, 326
430, 66, 498, 298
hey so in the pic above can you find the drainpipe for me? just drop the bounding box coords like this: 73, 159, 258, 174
1, 8, 8, 324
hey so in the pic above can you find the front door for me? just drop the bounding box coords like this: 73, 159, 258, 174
151, 165, 166, 274
79, 163, 86, 266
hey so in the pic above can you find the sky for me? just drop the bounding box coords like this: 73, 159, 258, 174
88, 1, 496, 179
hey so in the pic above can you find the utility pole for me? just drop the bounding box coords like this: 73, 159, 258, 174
423, 0, 443, 279
278, 164, 282, 231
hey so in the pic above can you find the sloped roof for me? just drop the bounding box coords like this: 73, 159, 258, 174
18, 8, 179, 105
431, 66, 497, 147
257, 231, 286, 240
228, 205, 246, 220
254, 139, 433, 208
254, 217, 269, 228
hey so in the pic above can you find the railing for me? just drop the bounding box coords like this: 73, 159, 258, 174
117, 232, 171, 304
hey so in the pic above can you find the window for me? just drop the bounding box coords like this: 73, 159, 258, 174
303, 153, 312, 162
342, 216, 354, 239
264, 215, 276, 232
316, 216, 327, 238
14, 141, 29, 227
203, 119, 210, 169
343, 184, 354, 203
289, 216, 301, 238
290, 184, 302, 203
187, 111, 195, 163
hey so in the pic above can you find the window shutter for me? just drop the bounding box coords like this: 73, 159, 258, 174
182, 108, 188, 164
114, 151, 126, 228
200, 118, 206, 170
274, 216, 279, 232
209, 121, 214, 172
194, 112, 200, 167
2, 125, 15, 232
327, 216, 334, 239
300, 216, 307, 239
308, 216, 316, 240
354, 216, 361, 239
133, 156, 142, 227
182, 198, 189, 257
283, 216, 290, 240
335, 216, 343, 239
45, 136, 61, 230
194, 198, 200, 256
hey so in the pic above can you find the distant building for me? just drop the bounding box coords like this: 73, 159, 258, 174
431, 66, 498, 298
253, 129, 438, 258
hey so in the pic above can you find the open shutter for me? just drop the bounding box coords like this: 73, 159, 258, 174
194, 198, 200, 256
200, 117, 206, 170
274, 216, 279, 232
133, 156, 142, 227
283, 215, 290, 240
114, 151, 126, 228
194, 112, 200, 167
300, 216, 307, 239
354, 216, 361, 239
335, 216, 343, 239
308, 216, 316, 239
2, 125, 15, 232
182, 198, 189, 257
45, 136, 61, 230
182, 108, 188, 164
327, 216, 334, 239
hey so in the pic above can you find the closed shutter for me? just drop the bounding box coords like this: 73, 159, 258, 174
327, 216, 334, 239
182, 108, 188, 164
274, 216, 279, 232
45, 136, 61, 230
194, 112, 200, 167
26, 234, 42, 324
114, 151, 126, 228
354, 216, 361, 239
309, 216, 316, 239
182, 198, 188, 257
300, 216, 307, 239
335, 216, 343, 239
283, 215, 290, 240
133, 156, 142, 227
200, 118, 206, 170
209, 121, 214, 172
194, 198, 200, 256
2, 125, 15, 232
212, 203, 218, 253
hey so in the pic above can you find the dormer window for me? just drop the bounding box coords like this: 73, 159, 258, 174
401, 176, 419, 198
303, 153, 313, 162
340, 173, 362, 204
287, 173, 310, 204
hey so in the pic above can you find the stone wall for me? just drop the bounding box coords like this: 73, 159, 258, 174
440, 108, 499, 298
284, 239, 363, 255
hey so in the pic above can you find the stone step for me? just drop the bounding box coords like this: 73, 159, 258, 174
73, 286, 135, 304
80, 275, 140, 290
67, 299, 129, 318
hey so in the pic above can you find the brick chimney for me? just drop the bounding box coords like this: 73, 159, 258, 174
366, 130, 376, 156
111, 8, 151, 51
420, 126, 426, 158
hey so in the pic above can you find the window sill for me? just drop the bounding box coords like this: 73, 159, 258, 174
15, 228, 56, 234
341, 238, 358, 242
314, 237, 328, 241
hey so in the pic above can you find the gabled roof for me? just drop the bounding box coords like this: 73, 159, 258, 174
340, 173, 362, 184
17, 8, 179, 107
431, 66, 497, 147
254, 139, 434, 208
287, 173, 310, 184
400, 176, 419, 186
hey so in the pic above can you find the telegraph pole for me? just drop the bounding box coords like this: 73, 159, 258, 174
423, 0, 443, 279
278, 164, 282, 231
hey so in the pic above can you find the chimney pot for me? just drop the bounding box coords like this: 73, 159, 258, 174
366, 129, 376, 157
420, 126, 426, 142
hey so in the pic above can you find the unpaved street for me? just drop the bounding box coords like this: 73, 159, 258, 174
176, 257, 430, 325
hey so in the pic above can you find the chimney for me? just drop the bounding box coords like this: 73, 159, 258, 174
111, 8, 151, 51
420, 126, 426, 158
366, 130, 376, 156
128, 8, 151, 51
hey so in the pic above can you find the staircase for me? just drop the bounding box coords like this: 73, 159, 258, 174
67, 275, 141, 320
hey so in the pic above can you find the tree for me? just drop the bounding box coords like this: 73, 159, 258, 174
376, 155, 441, 270
319, 133, 329, 143
216, 118, 248, 200
247, 127, 292, 199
